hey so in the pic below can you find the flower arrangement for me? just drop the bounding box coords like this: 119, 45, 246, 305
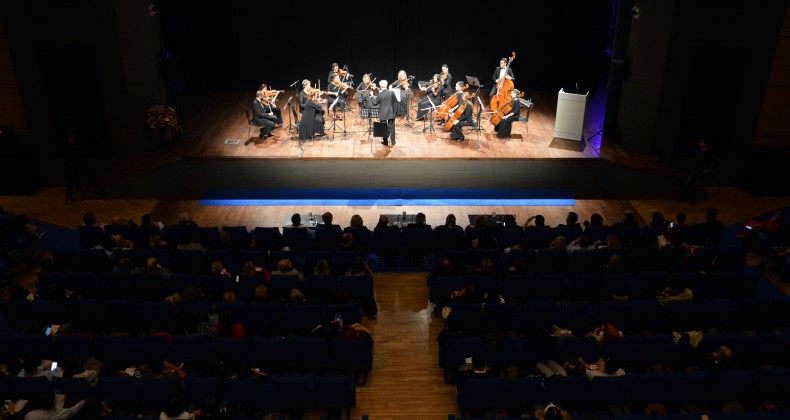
146, 104, 183, 141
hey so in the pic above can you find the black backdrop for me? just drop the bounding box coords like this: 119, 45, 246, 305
159, 0, 613, 93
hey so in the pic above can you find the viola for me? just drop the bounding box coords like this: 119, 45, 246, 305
490, 51, 517, 110
436, 84, 469, 119
444, 94, 476, 131
489, 91, 524, 126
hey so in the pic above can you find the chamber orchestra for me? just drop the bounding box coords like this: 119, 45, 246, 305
246, 53, 530, 146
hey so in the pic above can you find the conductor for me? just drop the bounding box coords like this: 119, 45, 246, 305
371, 80, 396, 146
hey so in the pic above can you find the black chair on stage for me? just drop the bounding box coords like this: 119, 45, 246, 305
244, 108, 262, 142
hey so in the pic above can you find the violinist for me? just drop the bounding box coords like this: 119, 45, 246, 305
355, 74, 378, 110
416, 74, 442, 121
440, 64, 453, 99
328, 63, 341, 85
327, 74, 351, 118
258, 84, 283, 126
490, 57, 515, 97
493, 89, 522, 138
449, 92, 473, 143
392, 70, 412, 117
252, 90, 276, 141
298, 80, 313, 112
298, 91, 326, 140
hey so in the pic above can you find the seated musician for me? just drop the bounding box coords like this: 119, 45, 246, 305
355, 74, 377, 110
449, 92, 473, 143
440, 64, 453, 99
327, 74, 351, 119
258, 84, 283, 126
417, 74, 443, 121
298, 91, 326, 140
493, 89, 522, 138
438, 81, 465, 122
251, 90, 276, 141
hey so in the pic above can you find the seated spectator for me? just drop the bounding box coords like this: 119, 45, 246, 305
468, 215, 497, 249
22, 389, 86, 420
346, 255, 372, 277
739, 208, 784, 241
657, 284, 693, 305
253, 284, 271, 303
176, 231, 206, 254
271, 258, 304, 281
586, 323, 623, 345
240, 260, 271, 281
336, 232, 356, 251
578, 357, 625, 379
406, 212, 431, 229
317, 211, 340, 229
285, 213, 304, 228
455, 355, 497, 390
532, 402, 571, 420
176, 212, 198, 228
566, 235, 597, 255
210, 260, 231, 278
313, 258, 331, 275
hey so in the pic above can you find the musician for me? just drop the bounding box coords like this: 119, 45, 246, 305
328, 63, 340, 85
251, 90, 276, 140
371, 80, 396, 146
298, 80, 312, 112
439, 81, 466, 122
355, 74, 377, 109
440, 64, 453, 98
298, 91, 326, 140
391, 70, 413, 117
490, 57, 515, 97
493, 89, 522, 138
258, 84, 283, 126
416, 74, 443, 121
449, 92, 474, 143
327, 74, 351, 119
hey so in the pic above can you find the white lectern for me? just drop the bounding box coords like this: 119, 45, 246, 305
553, 88, 588, 141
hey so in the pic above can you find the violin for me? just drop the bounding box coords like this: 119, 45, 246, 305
337, 69, 353, 78
331, 80, 351, 94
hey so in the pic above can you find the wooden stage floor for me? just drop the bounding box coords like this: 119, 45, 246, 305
170, 88, 606, 160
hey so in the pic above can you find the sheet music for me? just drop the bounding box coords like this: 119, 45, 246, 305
393, 88, 401, 102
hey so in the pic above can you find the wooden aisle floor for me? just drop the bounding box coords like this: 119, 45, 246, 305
2, 188, 790, 418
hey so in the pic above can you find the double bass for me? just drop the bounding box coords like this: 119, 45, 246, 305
489, 91, 524, 126
444, 93, 475, 131
490, 52, 516, 110
436, 84, 469, 120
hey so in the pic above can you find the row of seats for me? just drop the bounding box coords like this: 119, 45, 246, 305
442, 299, 790, 336
440, 333, 790, 383
453, 368, 790, 416
0, 335, 372, 383
1, 299, 365, 337
80, 222, 726, 254
451, 414, 790, 420
36, 268, 373, 304
2, 374, 356, 418
431, 270, 761, 307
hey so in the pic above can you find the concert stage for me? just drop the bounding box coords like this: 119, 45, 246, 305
103, 89, 684, 200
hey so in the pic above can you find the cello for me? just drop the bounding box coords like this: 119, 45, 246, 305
489, 52, 516, 110
489, 91, 524, 126
436, 84, 469, 120
444, 93, 475, 131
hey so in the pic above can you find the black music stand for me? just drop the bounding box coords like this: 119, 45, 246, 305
465, 76, 486, 132
420, 103, 438, 135
328, 94, 346, 138
402, 76, 416, 127
284, 95, 297, 133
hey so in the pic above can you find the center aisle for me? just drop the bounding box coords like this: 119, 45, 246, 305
354, 273, 456, 419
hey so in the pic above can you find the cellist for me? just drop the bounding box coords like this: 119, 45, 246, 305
437, 81, 466, 122
449, 92, 473, 143
493, 89, 522, 138
490, 58, 515, 97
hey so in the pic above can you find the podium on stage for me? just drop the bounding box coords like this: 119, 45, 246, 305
553, 88, 588, 141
